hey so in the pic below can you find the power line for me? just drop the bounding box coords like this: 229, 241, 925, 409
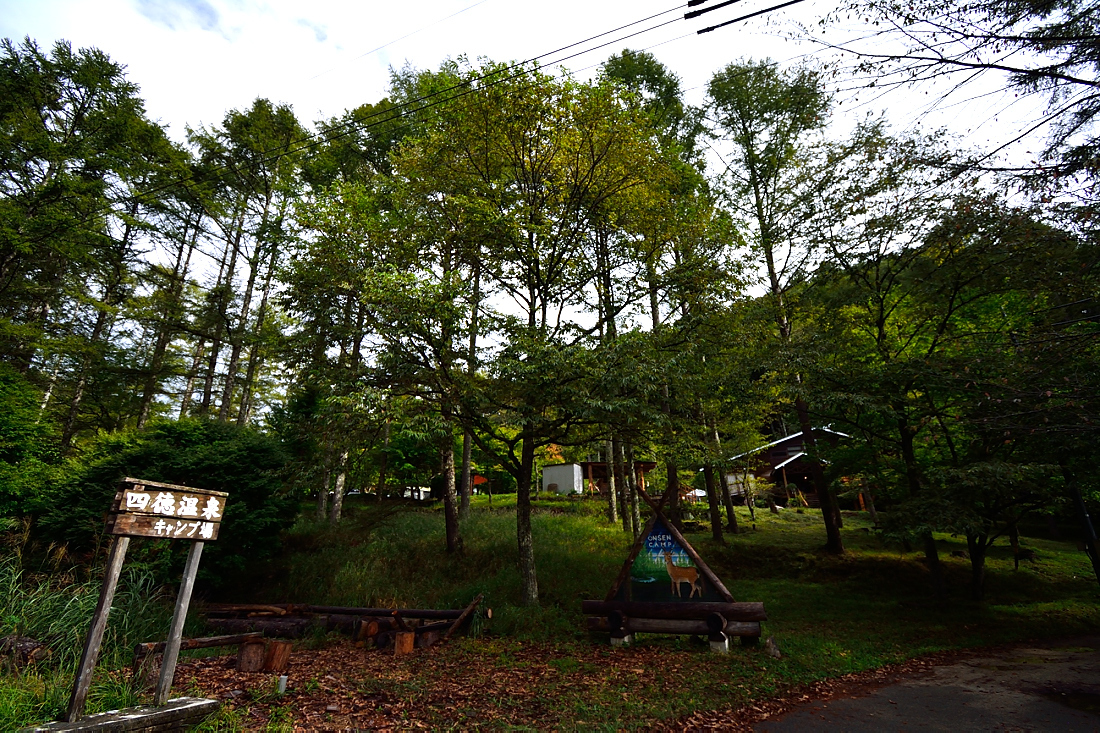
698, 0, 811, 34
307, 0, 493, 82
686, 0, 750, 21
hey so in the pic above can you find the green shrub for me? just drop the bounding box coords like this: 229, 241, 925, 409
0, 365, 54, 517
31, 419, 297, 589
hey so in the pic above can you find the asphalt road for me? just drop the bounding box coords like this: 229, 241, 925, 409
756, 637, 1100, 732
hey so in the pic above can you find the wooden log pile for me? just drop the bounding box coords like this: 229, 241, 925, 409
201, 596, 485, 651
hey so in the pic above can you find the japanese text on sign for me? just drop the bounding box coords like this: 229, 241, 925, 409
107, 478, 228, 541
125, 490, 223, 520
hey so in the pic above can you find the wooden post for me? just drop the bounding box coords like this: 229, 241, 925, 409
66, 535, 131, 722
155, 541, 204, 705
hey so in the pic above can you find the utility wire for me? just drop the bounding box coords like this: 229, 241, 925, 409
698, 0, 811, 33
307, 0, 493, 82
686, 0, 749, 20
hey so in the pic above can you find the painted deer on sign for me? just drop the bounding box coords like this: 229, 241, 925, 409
663, 550, 701, 598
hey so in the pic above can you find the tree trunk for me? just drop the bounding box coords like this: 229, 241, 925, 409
459, 430, 473, 521
316, 464, 330, 521
897, 409, 944, 596
517, 437, 539, 606
1063, 463, 1100, 586
376, 415, 390, 503
966, 532, 987, 601
178, 341, 205, 419
139, 211, 199, 430
329, 450, 348, 524
795, 399, 843, 554
441, 429, 461, 554
626, 442, 641, 538
60, 307, 111, 451
613, 436, 630, 533
704, 464, 725, 544
666, 461, 682, 531
864, 490, 878, 524
201, 207, 244, 416
460, 257, 480, 522
722, 471, 740, 534
605, 439, 618, 525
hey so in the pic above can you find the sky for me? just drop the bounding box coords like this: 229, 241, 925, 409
0, 0, 840, 139
1, 0, 1051, 191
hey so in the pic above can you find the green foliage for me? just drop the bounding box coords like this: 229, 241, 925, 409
0, 365, 53, 516
0, 557, 172, 728
31, 420, 296, 587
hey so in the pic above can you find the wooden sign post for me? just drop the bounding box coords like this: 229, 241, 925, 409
64, 478, 227, 722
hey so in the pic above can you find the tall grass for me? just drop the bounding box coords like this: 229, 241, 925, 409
254, 495, 634, 638
0, 556, 175, 729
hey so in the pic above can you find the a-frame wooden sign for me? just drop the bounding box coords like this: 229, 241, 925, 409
582, 485, 767, 652
56, 478, 227, 728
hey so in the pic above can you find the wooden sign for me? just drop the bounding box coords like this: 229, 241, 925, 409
66, 477, 229, 723
106, 478, 227, 540
606, 515, 732, 604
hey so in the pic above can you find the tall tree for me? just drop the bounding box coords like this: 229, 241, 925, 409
708, 58, 845, 553
814, 0, 1100, 193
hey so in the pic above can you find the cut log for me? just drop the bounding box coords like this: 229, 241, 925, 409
206, 617, 312, 638
393, 631, 415, 656
442, 594, 483, 643
262, 640, 293, 672
416, 630, 442, 649
586, 616, 761, 637
580, 600, 766, 622
356, 620, 380, 642
236, 641, 265, 672
134, 632, 264, 658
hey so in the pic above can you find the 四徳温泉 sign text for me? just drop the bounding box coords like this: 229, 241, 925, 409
105, 478, 227, 541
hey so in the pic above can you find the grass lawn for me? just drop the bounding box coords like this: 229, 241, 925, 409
6, 495, 1099, 730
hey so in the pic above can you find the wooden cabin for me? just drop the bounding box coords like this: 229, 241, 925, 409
575, 460, 658, 497
728, 428, 847, 506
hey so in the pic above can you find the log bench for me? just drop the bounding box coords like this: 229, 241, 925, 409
132, 632, 292, 680
203, 597, 485, 651
581, 600, 766, 652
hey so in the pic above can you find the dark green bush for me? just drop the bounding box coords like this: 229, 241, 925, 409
0, 365, 54, 516
32, 419, 296, 590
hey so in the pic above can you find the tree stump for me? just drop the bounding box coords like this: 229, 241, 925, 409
262, 640, 293, 672
237, 641, 265, 672
416, 630, 441, 649
393, 631, 415, 656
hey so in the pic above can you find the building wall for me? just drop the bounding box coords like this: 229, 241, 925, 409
542, 463, 583, 495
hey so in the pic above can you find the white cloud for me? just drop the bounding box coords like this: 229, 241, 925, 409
296, 18, 327, 43
135, 0, 221, 33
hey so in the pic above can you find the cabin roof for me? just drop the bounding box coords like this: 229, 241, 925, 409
730, 427, 849, 462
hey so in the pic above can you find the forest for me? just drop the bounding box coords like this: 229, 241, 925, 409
1, 0, 1098, 617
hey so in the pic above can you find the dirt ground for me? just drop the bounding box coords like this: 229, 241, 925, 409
169, 637, 1100, 731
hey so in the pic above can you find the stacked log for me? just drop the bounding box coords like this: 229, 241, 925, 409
580, 600, 766, 647
202, 598, 484, 649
